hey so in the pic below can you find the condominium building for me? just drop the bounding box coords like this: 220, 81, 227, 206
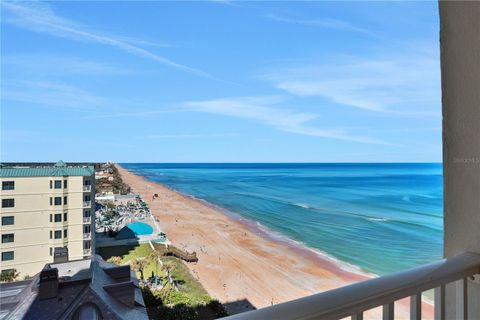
0, 161, 95, 278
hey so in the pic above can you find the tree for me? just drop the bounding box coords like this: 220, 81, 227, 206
149, 250, 162, 279
131, 258, 149, 280
107, 256, 123, 265
0, 269, 20, 283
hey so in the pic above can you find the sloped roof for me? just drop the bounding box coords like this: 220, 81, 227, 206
1, 256, 147, 320
0, 166, 94, 177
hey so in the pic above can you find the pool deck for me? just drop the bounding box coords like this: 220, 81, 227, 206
95, 195, 170, 248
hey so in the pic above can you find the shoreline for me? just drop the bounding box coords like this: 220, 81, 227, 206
159, 180, 374, 279
116, 164, 434, 318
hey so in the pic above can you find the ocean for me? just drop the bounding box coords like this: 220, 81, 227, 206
121, 163, 443, 276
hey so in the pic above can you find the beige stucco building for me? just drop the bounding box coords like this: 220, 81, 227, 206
0, 161, 95, 278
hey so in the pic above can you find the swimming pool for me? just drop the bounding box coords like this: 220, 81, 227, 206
127, 222, 153, 236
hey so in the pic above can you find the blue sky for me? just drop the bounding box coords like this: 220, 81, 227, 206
1, 1, 441, 162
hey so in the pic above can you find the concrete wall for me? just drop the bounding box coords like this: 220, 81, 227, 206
439, 1, 480, 318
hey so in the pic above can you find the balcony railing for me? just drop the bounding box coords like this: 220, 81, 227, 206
83, 248, 91, 255
224, 252, 480, 320
83, 185, 91, 192
83, 217, 91, 223
83, 201, 91, 208
83, 232, 91, 239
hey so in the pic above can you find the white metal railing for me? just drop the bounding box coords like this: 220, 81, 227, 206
83, 201, 91, 207
83, 248, 91, 255
83, 232, 91, 239
224, 252, 480, 320
83, 217, 91, 223
83, 185, 91, 192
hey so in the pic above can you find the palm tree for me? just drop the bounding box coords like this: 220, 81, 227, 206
149, 250, 162, 281
161, 260, 177, 286
130, 258, 148, 280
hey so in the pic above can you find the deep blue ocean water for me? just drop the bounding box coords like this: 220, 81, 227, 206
121, 163, 443, 275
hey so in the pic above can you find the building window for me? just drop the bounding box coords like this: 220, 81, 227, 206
54, 197, 62, 206
50, 197, 53, 205
84, 225, 91, 234
84, 210, 91, 218
54, 180, 62, 189
50, 231, 53, 239
1, 251, 14, 261
1, 234, 14, 243
54, 214, 62, 222
50, 214, 53, 223
2, 216, 14, 226
50, 180, 53, 189
54, 230, 62, 239
2, 199, 14, 208
64, 212, 68, 221
63, 196, 68, 205
49, 247, 52, 256
2, 181, 15, 190
83, 241, 91, 250
64, 229, 68, 238
84, 180, 91, 186
64, 180, 68, 189
84, 195, 91, 202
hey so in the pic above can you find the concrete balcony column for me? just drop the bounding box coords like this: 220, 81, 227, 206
439, 1, 480, 318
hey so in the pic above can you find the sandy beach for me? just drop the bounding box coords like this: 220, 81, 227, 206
116, 164, 434, 319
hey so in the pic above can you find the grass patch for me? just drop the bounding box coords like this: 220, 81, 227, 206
101, 243, 228, 319
162, 256, 209, 302
120, 244, 152, 263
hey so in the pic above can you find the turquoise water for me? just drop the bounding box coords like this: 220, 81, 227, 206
122, 163, 443, 275
128, 222, 153, 235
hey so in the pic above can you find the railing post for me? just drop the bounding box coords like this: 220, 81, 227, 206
435, 285, 446, 320
382, 302, 394, 320
456, 278, 467, 320
410, 293, 422, 320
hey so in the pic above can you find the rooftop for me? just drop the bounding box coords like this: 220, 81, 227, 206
0, 255, 147, 320
0, 160, 94, 178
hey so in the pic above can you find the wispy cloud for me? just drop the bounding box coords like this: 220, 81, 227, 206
266, 13, 373, 35
185, 96, 387, 144
144, 133, 240, 139
262, 53, 440, 114
3, 54, 132, 76
2, 81, 105, 109
81, 109, 187, 119
1, 1, 215, 79
209, 0, 243, 7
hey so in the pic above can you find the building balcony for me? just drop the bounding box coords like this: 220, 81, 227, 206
83, 217, 91, 223
224, 252, 480, 320
83, 185, 92, 192
83, 232, 91, 240
83, 248, 91, 255
83, 201, 91, 208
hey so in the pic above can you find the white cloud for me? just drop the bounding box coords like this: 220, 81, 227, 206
3, 54, 131, 76
262, 54, 441, 114
2, 81, 105, 109
1, 1, 214, 79
144, 133, 239, 139
81, 109, 186, 119
266, 14, 374, 35
185, 96, 387, 144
